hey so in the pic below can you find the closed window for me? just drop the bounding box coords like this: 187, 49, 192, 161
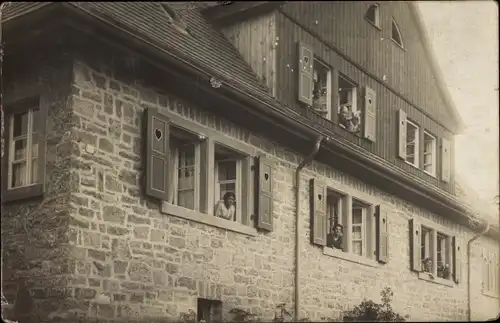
423, 131, 436, 176
405, 120, 419, 167
483, 251, 499, 296
2, 98, 46, 202
391, 19, 404, 48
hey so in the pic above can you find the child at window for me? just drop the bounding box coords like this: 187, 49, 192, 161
214, 192, 236, 221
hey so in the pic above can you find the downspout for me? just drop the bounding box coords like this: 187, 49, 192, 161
294, 136, 326, 321
467, 220, 490, 321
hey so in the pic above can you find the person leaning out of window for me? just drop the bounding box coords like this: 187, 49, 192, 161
214, 192, 236, 221
327, 223, 344, 250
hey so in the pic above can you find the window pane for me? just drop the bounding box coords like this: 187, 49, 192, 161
32, 110, 39, 133
352, 208, 362, 224
12, 162, 27, 188
219, 183, 236, 201
31, 159, 39, 184
352, 226, 362, 240
32, 136, 39, 159
407, 126, 416, 142
13, 112, 29, 137
179, 144, 195, 167
178, 190, 195, 210
14, 139, 27, 161
424, 153, 432, 165
218, 161, 236, 181
352, 241, 362, 256
406, 144, 415, 156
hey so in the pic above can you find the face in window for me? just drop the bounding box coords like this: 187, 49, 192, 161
223, 191, 236, 209
332, 223, 343, 238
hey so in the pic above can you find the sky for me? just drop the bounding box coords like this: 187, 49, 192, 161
417, 1, 499, 207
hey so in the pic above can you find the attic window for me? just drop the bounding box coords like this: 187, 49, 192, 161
365, 4, 380, 28
391, 19, 404, 48
160, 3, 192, 36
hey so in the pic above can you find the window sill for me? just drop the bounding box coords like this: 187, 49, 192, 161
418, 272, 454, 287
391, 38, 405, 51
160, 202, 258, 237
2, 183, 44, 203
404, 159, 419, 169
423, 170, 436, 178
322, 246, 379, 268
481, 289, 500, 299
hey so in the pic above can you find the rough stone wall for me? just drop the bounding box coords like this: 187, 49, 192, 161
63, 48, 499, 322
1, 49, 77, 322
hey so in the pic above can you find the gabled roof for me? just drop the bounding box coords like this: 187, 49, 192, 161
408, 2, 466, 134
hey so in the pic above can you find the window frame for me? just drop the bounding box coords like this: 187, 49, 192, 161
405, 119, 420, 168
312, 57, 333, 120
2, 96, 46, 202
157, 109, 260, 237
423, 131, 437, 177
391, 18, 405, 49
416, 218, 455, 287
169, 134, 201, 212
214, 155, 244, 223
482, 250, 500, 298
365, 3, 381, 30
323, 188, 377, 266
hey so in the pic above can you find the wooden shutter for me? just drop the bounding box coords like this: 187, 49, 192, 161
363, 86, 377, 142
310, 178, 327, 246
298, 42, 314, 106
144, 108, 170, 200
452, 236, 461, 283
409, 218, 422, 272
398, 109, 407, 160
375, 205, 389, 263
255, 155, 274, 231
441, 138, 451, 182
199, 138, 214, 214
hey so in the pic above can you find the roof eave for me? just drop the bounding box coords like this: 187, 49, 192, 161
409, 2, 466, 135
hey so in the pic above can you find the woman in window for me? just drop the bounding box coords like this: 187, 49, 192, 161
328, 223, 344, 250
214, 191, 236, 221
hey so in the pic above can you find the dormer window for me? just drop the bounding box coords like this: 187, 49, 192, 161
160, 3, 192, 36
365, 4, 380, 29
391, 19, 404, 48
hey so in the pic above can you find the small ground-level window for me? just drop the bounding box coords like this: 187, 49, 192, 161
197, 298, 222, 323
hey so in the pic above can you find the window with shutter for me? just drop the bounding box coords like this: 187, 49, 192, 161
409, 218, 422, 272
441, 138, 451, 182
363, 86, 377, 141
375, 205, 388, 263
298, 43, 314, 106
255, 155, 274, 231
311, 58, 332, 119
397, 109, 407, 160
337, 75, 360, 134
404, 120, 420, 167
310, 179, 327, 246
2, 97, 47, 202
423, 131, 437, 176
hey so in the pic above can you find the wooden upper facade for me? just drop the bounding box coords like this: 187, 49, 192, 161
209, 1, 465, 196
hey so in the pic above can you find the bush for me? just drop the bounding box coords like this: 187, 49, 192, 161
343, 287, 406, 322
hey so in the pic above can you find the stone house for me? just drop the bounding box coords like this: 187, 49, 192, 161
1, 2, 499, 322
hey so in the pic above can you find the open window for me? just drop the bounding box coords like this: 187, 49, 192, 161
365, 4, 380, 28
312, 58, 332, 119
337, 75, 360, 133
391, 19, 404, 48
168, 127, 201, 211
405, 120, 419, 167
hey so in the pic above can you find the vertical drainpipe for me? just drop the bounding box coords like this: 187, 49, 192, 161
294, 136, 326, 321
467, 220, 490, 321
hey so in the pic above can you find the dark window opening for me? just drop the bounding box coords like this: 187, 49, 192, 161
197, 298, 222, 323
391, 19, 404, 48
365, 4, 380, 27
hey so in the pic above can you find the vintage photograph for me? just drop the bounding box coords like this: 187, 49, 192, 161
1, 1, 498, 322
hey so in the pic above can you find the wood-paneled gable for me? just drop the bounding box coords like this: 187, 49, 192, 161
221, 13, 278, 97
280, 1, 456, 134
275, 10, 455, 194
